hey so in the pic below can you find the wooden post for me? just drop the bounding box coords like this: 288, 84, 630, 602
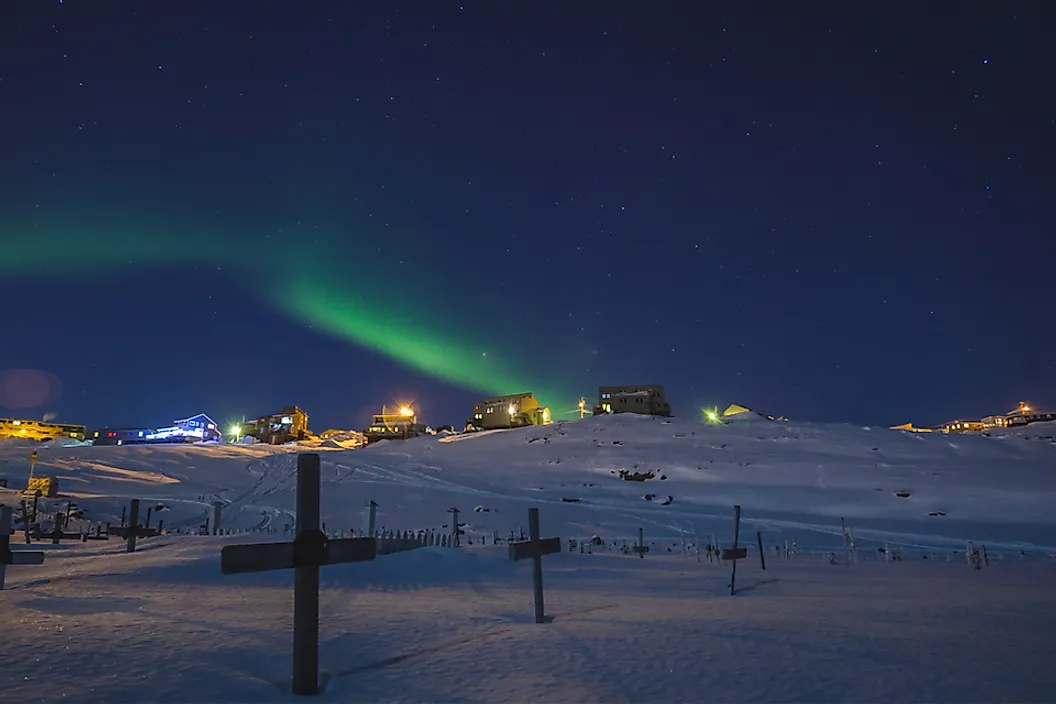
449, 508, 460, 547
508, 508, 561, 623
145, 506, 153, 529
211, 502, 223, 536
363, 500, 377, 537
19, 500, 30, 544
1, 505, 46, 589
729, 505, 742, 595
220, 453, 376, 697
126, 499, 140, 553
840, 517, 850, 566
756, 531, 766, 570
635, 527, 646, 558
120, 504, 127, 529
528, 509, 545, 623
293, 454, 322, 696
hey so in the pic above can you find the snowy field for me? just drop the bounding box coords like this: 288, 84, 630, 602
2, 414, 1055, 702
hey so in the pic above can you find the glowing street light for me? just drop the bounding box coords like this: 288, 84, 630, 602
230, 425, 241, 443
399, 406, 414, 417
704, 407, 722, 424
507, 404, 516, 416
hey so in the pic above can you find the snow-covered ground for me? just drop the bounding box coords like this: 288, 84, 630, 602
1, 415, 1055, 702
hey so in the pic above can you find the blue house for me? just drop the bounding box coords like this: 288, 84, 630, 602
90, 413, 221, 446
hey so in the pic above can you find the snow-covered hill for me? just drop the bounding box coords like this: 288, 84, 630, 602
3, 415, 1055, 555
3, 415, 1056, 703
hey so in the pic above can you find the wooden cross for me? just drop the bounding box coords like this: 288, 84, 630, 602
0, 505, 46, 590
721, 505, 748, 595
633, 527, 649, 558
508, 508, 561, 623
220, 454, 375, 696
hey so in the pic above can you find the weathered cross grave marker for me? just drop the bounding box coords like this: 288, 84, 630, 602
721, 505, 748, 595
363, 499, 377, 536
126, 499, 140, 553
210, 502, 223, 535
508, 507, 561, 623
220, 454, 376, 696
634, 527, 649, 558
1, 505, 46, 590
448, 507, 462, 547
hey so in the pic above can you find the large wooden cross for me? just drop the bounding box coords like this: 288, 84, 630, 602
508, 507, 561, 623
220, 454, 376, 696
0, 504, 46, 590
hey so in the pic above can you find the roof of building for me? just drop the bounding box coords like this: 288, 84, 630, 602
173, 413, 217, 426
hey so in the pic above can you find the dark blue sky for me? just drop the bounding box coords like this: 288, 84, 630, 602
1, 1, 1052, 431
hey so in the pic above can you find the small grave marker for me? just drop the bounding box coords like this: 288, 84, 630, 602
721, 505, 746, 595
126, 499, 140, 553
210, 502, 223, 536
220, 454, 376, 696
508, 507, 561, 623
633, 527, 649, 558
1, 505, 46, 590
363, 500, 377, 537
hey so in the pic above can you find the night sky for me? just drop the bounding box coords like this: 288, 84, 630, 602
1, 2, 1052, 432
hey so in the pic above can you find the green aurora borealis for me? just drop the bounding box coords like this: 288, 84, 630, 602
3, 212, 570, 408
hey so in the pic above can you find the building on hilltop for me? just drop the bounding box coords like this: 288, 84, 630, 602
942, 419, 985, 433
1002, 401, 1056, 427
722, 403, 753, 418
593, 386, 671, 417
242, 406, 310, 445
938, 402, 1055, 434
0, 418, 86, 442
467, 392, 551, 431
889, 422, 934, 433
365, 405, 429, 443
720, 403, 786, 422
90, 413, 221, 445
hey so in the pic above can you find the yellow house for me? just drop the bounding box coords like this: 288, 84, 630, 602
942, 420, 984, 433
722, 403, 753, 418
889, 422, 934, 433
0, 417, 86, 442
469, 393, 550, 430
